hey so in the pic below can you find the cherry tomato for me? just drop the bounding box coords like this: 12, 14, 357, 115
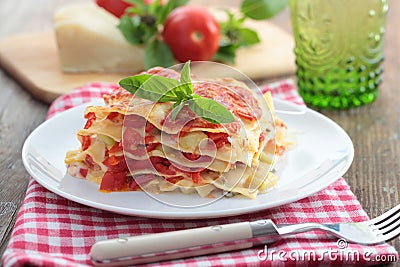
95, 0, 131, 18
162, 6, 220, 62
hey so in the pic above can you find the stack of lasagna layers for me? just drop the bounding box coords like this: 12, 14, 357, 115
65, 67, 288, 198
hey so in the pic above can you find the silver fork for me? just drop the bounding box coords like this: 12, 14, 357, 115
90, 204, 400, 266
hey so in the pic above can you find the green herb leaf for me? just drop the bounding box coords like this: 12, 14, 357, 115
214, 9, 261, 64
213, 44, 238, 64
119, 74, 152, 93
145, 39, 175, 69
238, 28, 260, 46
180, 61, 194, 95
125, 0, 146, 10
188, 97, 235, 124
163, 84, 188, 100
120, 61, 236, 124
125, 0, 146, 15
119, 74, 180, 102
171, 101, 185, 120
241, 0, 288, 20
118, 15, 146, 45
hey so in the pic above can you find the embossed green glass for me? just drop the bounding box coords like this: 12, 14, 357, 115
289, 0, 388, 109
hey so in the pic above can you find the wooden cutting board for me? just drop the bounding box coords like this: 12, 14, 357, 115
0, 22, 295, 104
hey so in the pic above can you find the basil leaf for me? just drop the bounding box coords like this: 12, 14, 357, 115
180, 61, 194, 95
215, 9, 260, 64
163, 84, 188, 100
125, 0, 146, 9
238, 28, 260, 46
118, 15, 146, 45
241, 0, 288, 20
148, 0, 161, 15
145, 39, 174, 69
125, 1, 146, 15
213, 44, 238, 64
137, 77, 180, 102
188, 97, 235, 124
119, 74, 152, 93
120, 61, 236, 124
171, 101, 185, 120
120, 74, 180, 102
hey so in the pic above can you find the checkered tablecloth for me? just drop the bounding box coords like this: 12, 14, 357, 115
2, 80, 398, 266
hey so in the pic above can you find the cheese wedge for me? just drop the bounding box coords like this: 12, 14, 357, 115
54, 3, 145, 73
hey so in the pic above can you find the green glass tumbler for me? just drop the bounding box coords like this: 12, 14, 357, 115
289, 0, 388, 109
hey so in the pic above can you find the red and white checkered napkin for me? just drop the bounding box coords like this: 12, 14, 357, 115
2, 81, 398, 267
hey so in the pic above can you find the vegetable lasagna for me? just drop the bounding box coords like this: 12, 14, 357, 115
65, 67, 289, 198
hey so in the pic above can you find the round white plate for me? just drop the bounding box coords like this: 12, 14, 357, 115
22, 99, 354, 219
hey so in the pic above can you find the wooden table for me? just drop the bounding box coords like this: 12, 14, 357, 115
0, 0, 399, 263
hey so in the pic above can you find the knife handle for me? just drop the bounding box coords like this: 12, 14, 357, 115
90, 221, 253, 266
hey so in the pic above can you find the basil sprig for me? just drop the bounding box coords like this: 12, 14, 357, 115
118, 0, 189, 69
214, 0, 288, 63
213, 10, 261, 64
119, 61, 235, 124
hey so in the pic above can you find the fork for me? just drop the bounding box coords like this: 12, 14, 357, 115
90, 204, 400, 266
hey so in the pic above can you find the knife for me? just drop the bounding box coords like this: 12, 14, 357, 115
90, 220, 280, 266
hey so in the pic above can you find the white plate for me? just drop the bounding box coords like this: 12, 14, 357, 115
22, 99, 354, 219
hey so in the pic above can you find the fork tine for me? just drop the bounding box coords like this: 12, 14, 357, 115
374, 208, 400, 231
369, 204, 400, 225
376, 223, 400, 243
379, 214, 400, 236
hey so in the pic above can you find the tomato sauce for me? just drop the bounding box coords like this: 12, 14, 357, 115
85, 154, 101, 171
205, 132, 229, 149
194, 81, 261, 121
84, 112, 96, 129
81, 135, 91, 151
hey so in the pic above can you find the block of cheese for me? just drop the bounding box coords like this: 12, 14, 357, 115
54, 3, 145, 73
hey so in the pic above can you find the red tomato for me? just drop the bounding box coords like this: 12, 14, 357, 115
84, 112, 96, 129
79, 168, 88, 178
100, 171, 128, 191
109, 142, 123, 154
182, 152, 200, 161
102, 154, 128, 172
150, 157, 176, 175
190, 172, 202, 184
81, 135, 91, 151
162, 6, 220, 62
95, 0, 131, 18
106, 112, 124, 124
205, 132, 229, 149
